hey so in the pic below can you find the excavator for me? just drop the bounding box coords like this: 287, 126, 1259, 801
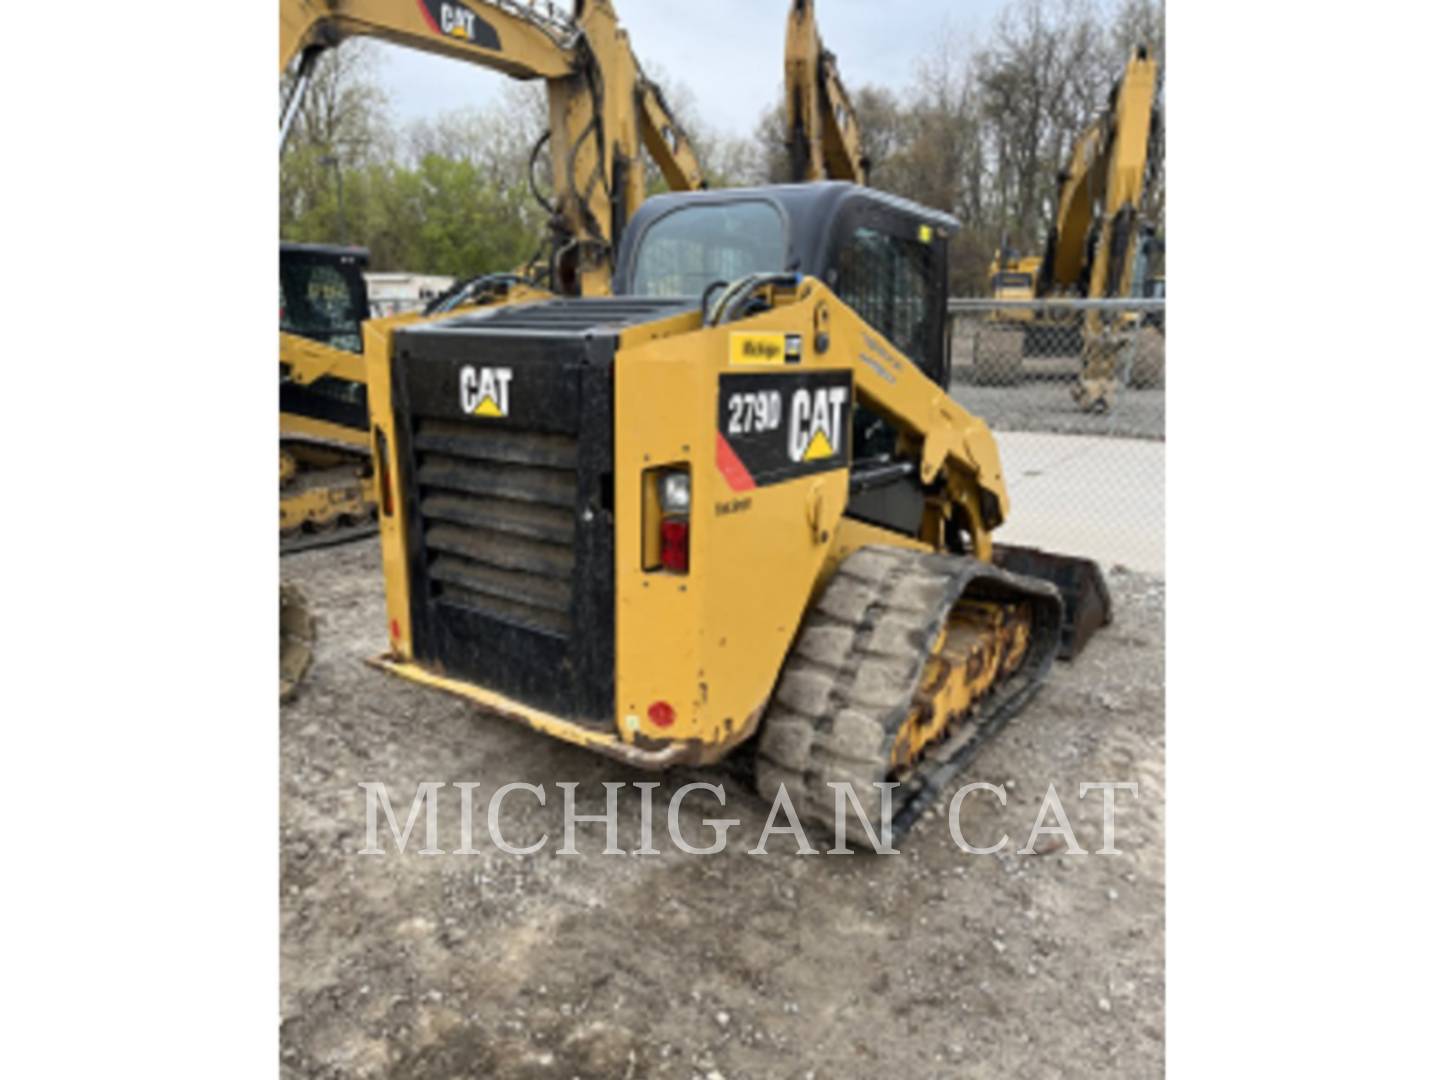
278, 0, 709, 693
276, 0, 878, 697
362, 180, 1111, 846
279, 0, 706, 552
978, 45, 1163, 409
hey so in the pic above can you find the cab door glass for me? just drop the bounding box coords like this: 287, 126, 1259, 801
833, 225, 934, 366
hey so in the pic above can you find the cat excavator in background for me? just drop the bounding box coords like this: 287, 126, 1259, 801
279, 0, 707, 698
979, 45, 1163, 409
279, 0, 707, 551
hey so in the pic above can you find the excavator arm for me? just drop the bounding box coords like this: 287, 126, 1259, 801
1084, 46, 1161, 303
1037, 46, 1161, 300
783, 0, 867, 184
637, 76, 705, 192
279, 0, 706, 294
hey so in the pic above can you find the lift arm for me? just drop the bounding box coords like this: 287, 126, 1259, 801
783, 0, 867, 184
279, 0, 706, 294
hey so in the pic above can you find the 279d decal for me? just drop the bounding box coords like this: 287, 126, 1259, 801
716, 370, 852, 491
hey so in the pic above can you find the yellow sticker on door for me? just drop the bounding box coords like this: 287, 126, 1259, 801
729, 331, 802, 366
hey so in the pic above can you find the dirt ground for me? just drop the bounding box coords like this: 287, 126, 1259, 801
281, 540, 1165, 1079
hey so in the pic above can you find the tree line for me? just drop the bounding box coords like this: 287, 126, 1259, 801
280, 0, 1163, 296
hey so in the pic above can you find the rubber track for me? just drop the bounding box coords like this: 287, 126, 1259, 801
755, 545, 1064, 848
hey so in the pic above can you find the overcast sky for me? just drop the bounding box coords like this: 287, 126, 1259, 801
374, 0, 1013, 138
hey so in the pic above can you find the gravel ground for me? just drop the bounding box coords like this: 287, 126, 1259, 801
281, 540, 1164, 1079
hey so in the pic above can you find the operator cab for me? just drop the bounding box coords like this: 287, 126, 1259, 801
614, 182, 957, 388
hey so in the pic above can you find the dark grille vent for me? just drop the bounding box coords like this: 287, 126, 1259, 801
412, 418, 578, 639
392, 302, 620, 727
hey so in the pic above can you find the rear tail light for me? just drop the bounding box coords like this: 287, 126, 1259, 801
660, 519, 689, 573
374, 425, 394, 517
644, 465, 690, 575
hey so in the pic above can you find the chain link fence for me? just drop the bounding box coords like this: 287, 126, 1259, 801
947, 298, 1165, 574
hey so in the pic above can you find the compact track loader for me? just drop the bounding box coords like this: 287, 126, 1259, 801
280, 242, 380, 552
366, 183, 1110, 842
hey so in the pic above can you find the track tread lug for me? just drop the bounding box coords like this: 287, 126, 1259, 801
751, 544, 1066, 850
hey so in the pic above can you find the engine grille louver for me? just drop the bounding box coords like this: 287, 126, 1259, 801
412, 419, 579, 639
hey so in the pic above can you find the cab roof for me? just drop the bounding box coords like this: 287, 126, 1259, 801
279, 241, 370, 265
612, 181, 958, 295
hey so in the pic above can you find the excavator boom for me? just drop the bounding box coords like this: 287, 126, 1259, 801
784, 0, 867, 184
1037, 46, 1161, 302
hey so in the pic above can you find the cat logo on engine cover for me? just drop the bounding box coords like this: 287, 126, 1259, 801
716, 370, 851, 490
459, 365, 512, 418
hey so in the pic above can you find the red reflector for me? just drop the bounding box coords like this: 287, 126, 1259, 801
660, 518, 689, 573
390, 618, 400, 642
648, 701, 675, 727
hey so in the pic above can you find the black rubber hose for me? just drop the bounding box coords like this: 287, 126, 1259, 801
528, 130, 557, 216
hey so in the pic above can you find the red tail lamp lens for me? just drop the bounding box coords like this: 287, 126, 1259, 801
660, 518, 689, 573
374, 426, 395, 518
648, 701, 676, 727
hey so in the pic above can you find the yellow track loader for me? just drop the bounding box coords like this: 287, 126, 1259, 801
364, 182, 1111, 842
279, 242, 381, 550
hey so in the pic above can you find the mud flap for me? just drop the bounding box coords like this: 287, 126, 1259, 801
992, 544, 1112, 659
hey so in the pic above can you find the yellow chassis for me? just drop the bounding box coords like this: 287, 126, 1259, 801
368, 277, 1011, 764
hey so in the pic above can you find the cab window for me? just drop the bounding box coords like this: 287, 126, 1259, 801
280, 258, 365, 353
833, 226, 935, 366
630, 201, 786, 297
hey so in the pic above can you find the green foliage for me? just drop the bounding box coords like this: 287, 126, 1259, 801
280, 44, 543, 277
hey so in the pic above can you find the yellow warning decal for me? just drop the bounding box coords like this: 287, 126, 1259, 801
918, 224, 933, 243
802, 428, 835, 461
728, 331, 786, 366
